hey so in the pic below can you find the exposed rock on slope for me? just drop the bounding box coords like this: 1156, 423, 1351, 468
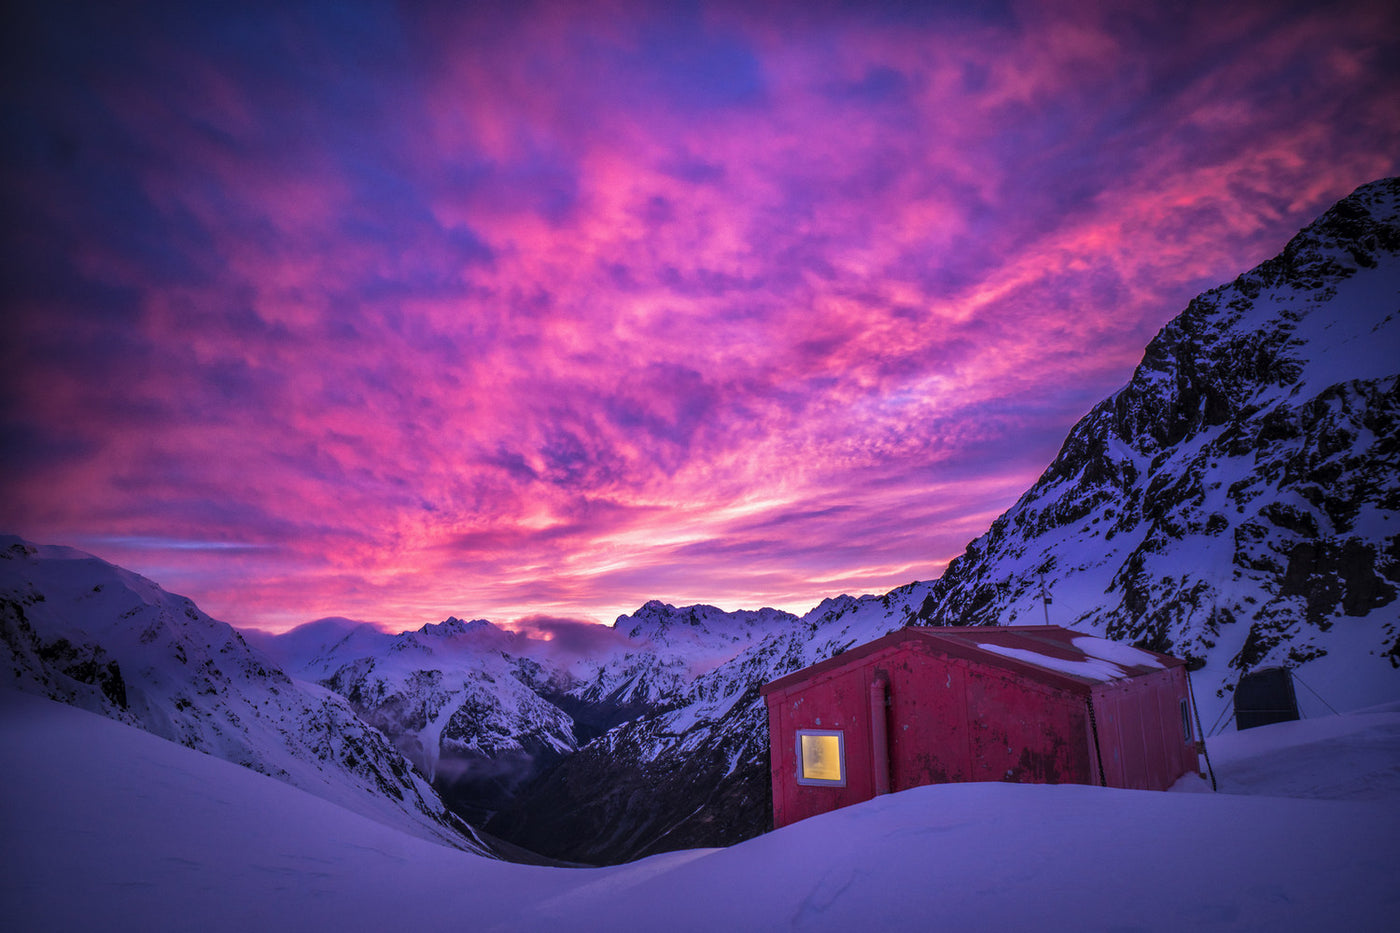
287, 618, 580, 824
917, 176, 1400, 711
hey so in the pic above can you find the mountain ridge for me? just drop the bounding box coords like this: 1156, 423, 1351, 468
915, 176, 1400, 708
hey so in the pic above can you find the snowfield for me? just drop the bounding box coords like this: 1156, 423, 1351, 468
4, 688, 1398, 932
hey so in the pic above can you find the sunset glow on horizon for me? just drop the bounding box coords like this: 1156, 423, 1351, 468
4, 0, 1398, 634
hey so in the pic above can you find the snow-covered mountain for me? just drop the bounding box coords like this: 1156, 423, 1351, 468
486, 589, 931, 862
253, 598, 808, 828
578, 600, 802, 707
0, 537, 489, 854
268, 615, 582, 823
247, 589, 928, 862
916, 176, 1400, 711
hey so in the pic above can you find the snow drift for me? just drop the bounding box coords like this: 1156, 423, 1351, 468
4, 687, 1398, 931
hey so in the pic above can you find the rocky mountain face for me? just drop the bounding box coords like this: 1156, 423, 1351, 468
916, 176, 1400, 713
0, 538, 490, 855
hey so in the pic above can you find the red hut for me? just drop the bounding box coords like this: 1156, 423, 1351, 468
760, 625, 1201, 829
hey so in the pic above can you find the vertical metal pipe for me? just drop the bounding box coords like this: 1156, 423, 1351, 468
870, 670, 891, 796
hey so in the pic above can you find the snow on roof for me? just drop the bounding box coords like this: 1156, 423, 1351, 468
975, 642, 1131, 682
951, 627, 1175, 686
1072, 635, 1165, 670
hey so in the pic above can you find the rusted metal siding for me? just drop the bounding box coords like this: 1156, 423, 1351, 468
961, 661, 1092, 786
879, 649, 1092, 791
884, 648, 973, 789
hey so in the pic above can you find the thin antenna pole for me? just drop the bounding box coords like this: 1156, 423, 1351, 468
1040, 574, 1051, 626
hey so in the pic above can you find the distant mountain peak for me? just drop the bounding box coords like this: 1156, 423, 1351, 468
417, 617, 494, 638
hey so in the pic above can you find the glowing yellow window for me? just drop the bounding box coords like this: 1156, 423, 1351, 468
796, 729, 846, 786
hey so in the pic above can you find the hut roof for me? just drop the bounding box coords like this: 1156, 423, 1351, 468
761, 625, 1184, 697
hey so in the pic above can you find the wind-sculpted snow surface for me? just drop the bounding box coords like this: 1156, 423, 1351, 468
0, 537, 486, 853
917, 177, 1400, 711
5, 688, 1399, 932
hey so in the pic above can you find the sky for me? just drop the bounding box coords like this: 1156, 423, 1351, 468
3, 0, 1399, 635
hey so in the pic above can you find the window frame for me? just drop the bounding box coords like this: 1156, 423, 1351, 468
795, 728, 847, 787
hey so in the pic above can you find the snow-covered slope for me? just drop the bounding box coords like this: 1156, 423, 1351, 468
0, 537, 486, 852
577, 600, 802, 706
918, 176, 1400, 713
5, 686, 1398, 932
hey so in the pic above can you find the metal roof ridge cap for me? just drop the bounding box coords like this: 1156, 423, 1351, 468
759, 628, 923, 695
771, 643, 908, 696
